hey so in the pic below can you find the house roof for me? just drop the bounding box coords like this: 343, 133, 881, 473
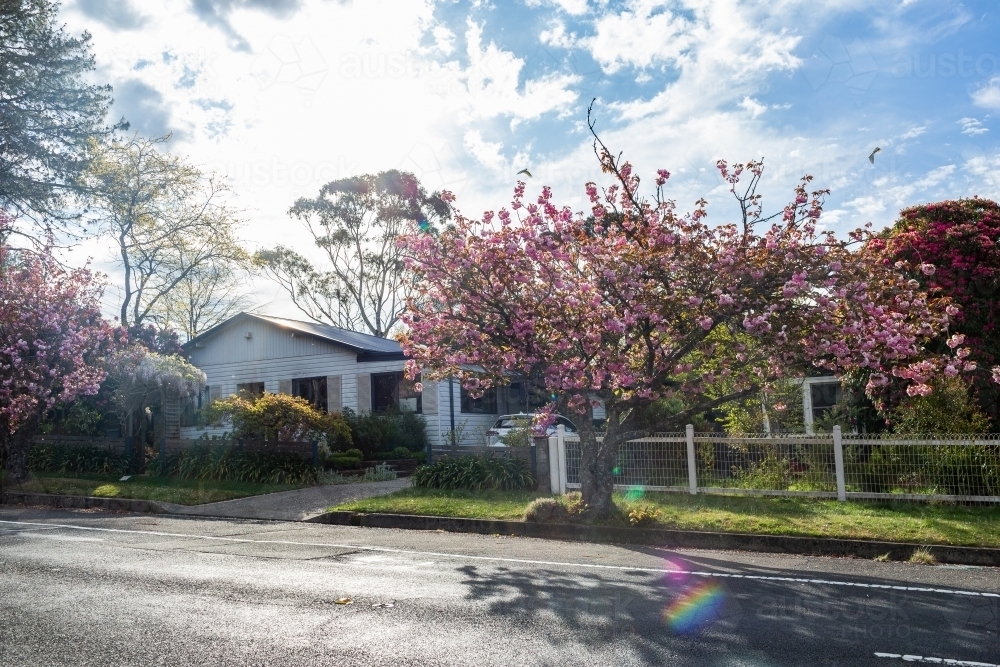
183, 312, 405, 359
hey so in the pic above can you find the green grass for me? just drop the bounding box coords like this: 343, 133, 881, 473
333, 487, 1000, 548
4, 471, 306, 505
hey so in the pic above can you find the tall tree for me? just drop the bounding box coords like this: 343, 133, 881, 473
0, 0, 122, 229
399, 130, 973, 518
150, 258, 257, 341
0, 212, 115, 481
255, 170, 452, 337
81, 134, 249, 328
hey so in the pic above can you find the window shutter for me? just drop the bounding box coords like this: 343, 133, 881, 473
356, 373, 371, 414
278, 380, 292, 395
327, 375, 342, 413
421, 380, 437, 414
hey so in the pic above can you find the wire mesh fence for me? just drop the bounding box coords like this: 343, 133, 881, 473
564, 434, 688, 492
558, 429, 1000, 503
841, 433, 1000, 502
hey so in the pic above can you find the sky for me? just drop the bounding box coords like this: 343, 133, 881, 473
59, 0, 1000, 319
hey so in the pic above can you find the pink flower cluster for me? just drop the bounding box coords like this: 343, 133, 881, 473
0, 213, 114, 436
397, 155, 958, 422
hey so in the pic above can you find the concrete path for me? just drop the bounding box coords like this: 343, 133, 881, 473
154, 477, 410, 521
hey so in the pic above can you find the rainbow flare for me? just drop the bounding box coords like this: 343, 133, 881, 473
663, 581, 725, 634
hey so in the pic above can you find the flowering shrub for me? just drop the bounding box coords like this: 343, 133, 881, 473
1, 213, 115, 481
874, 198, 1000, 423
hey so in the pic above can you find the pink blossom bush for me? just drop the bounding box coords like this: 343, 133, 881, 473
0, 213, 115, 480
398, 140, 964, 517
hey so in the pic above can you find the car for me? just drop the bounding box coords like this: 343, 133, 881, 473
487, 413, 578, 447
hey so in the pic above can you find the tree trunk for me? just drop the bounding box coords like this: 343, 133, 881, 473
3, 414, 40, 483
576, 404, 620, 520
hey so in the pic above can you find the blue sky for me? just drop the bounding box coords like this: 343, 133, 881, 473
61, 0, 1000, 314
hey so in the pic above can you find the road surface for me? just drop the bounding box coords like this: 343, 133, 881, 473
1, 506, 999, 666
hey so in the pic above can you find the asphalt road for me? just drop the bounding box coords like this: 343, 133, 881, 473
2, 507, 1000, 666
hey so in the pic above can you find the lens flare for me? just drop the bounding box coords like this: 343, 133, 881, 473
663, 581, 725, 634
612, 466, 621, 475
623, 486, 644, 501
417, 218, 432, 232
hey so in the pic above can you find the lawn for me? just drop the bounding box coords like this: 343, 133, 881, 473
334, 487, 1000, 548
3, 471, 307, 506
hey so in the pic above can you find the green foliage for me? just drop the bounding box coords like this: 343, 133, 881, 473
411, 454, 534, 491
147, 444, 318, 485
361, 463, 397, 482
732, 455, 792, 490
626, 503, 663, 527
340, 408, 427, 459
344, 448, 364, 459
38, 402, 106, 436
721, 380, 805, 435
209, 392, 352, 447
26, 444, 129, 475
891, 377, 991, 435
391, 446, 412, 458
0, 0, 121, 223
324, 455, 362, 470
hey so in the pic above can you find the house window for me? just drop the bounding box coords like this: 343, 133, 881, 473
236, 382, 265, 397
293, 376, 328, 412
810, 382, 842, 421
499, 381, 551, 414
372, 372, 422, 413
461, 386, 497, 414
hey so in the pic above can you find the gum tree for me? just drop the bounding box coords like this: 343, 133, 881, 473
0, 213, 115, 480
398, 128, 974, 518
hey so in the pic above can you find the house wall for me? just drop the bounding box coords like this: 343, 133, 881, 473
183, 317, 479, 446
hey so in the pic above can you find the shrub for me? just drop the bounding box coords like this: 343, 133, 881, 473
344, 448, 364, 460
411, 454, 534, 491
147, 444, 318, 485
626, 503, 663, 527
362, 463, 398, 482
27, 444, 129, 475
209, 392, 352, 448
325, 455, 362, 470
524, 497, 570, 523
391, 446, 412, 459
891, 377, 991, 435
340, 408, 428, 459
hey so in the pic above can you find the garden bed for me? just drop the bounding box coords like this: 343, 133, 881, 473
333, 487, 1000, 548
2, 472, 307, 506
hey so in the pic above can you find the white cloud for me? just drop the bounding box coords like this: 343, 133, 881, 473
899, 125, 926, 140
585, 1, 693, 73
463, 130, 506, 172
459, 19, 580, 123
432, 25, 456, 55
972, 76, 1000, 110
740, 96, 767, 118
539, 20, 577, 49
526, 0, 591, 15
958, 117, 989, 136
847, 164, 957, 216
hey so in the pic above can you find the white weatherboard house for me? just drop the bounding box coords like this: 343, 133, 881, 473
180, 312, 552, 445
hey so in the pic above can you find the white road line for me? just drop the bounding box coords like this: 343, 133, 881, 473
876, 652, 999, 665
1, 518, 997, 600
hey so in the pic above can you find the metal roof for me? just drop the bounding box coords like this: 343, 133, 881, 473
183, 312, 404, 357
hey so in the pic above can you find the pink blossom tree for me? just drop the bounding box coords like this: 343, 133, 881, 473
1, 212, 115, 481
399, 129, 970, 518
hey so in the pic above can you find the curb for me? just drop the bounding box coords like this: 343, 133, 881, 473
308, 511, 1000, 567
1, 492, 158, 514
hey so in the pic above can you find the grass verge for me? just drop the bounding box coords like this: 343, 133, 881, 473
3, 472, 306, 506
333, 487, 1000, 548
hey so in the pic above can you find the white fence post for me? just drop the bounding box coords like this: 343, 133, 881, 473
686, 424, 698, 495
833, 425, 846, 502
556, 424, 568, 495
547, 435, 560, 494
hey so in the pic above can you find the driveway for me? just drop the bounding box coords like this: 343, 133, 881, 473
153, 477, 410, 521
